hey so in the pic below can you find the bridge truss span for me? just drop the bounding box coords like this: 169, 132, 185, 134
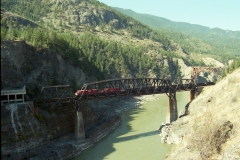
31, 77, 215, 126
75, 78, 197, 102
172, 79, 196, 91
35, 85, 75, 108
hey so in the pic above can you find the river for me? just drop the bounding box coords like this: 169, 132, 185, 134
73, 91, 189, 160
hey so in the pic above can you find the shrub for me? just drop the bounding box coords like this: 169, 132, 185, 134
190, 112, 233, 159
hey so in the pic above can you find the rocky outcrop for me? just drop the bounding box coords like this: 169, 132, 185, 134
177, 59, 192, 79
177, 58, 223, 82
44, 1, 128, 30
202, 57, 224, 67
1, 102, 49, 159
159, 116, 191, 144
160, 68, 240, 160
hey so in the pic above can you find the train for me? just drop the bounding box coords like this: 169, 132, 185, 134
75, 88, 120, 96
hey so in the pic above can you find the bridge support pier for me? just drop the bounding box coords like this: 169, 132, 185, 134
74, 101, 85, 141
166, 92, 178, 124
189, 90, 196, 102
75, 111, 85, 141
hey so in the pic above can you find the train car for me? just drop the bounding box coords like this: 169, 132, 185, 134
88, 89, 99, 95
75, 89, 99, 96
102, 87, 120, 93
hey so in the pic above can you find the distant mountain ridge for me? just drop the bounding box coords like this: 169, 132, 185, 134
113, 7, 240, 42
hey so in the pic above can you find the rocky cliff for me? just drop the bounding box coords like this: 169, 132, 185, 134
44, 0, 128, 30
1, 40, 92, 91
160, 68, 240, 160
177, 58, 223, 82
1, 102, 46, 159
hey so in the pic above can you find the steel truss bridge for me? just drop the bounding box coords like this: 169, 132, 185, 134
76, 78, 213, 99
34, 78, 215, 110
32, 77, 217, 139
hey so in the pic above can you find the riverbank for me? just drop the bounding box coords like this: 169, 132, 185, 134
74, 92, 189, 160
160, 68, 240, 160
25, 95, 161, 159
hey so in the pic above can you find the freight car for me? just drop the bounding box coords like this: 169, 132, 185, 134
102, 88, 120, 93
75, 89, 99, 96
75, 88, 120, 96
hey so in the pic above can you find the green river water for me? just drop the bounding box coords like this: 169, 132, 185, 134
73, 91, 189, 160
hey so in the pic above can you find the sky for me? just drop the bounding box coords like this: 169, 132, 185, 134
98, 0, 240, 31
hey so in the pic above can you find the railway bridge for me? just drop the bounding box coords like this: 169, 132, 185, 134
34, 77, 215, 141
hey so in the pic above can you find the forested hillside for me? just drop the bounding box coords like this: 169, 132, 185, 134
1, 13, 182, 80
0, 0, 228, 84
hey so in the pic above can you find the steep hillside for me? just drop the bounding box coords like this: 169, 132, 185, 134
160, 68, 240, 159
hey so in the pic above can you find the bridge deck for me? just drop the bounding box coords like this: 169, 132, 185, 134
76, 82, 215, 100
34, 79, 215, 108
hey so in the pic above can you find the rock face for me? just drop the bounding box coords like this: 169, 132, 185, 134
177, 58, 223, 82
42, 0, 128, 30
0, 99, 122, 159
177, 59, 192, 79
159, 116, 191, 144
202, 57, 224, 67
160, 68, 240, 160
1, 102, 48, 159
1, 40, 92, 95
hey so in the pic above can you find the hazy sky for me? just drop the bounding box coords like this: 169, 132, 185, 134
98, 0, 240, 31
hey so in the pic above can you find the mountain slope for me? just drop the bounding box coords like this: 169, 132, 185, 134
161, 68, 240, 159
113, 7, 240, 39
113, 7, 240, 59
